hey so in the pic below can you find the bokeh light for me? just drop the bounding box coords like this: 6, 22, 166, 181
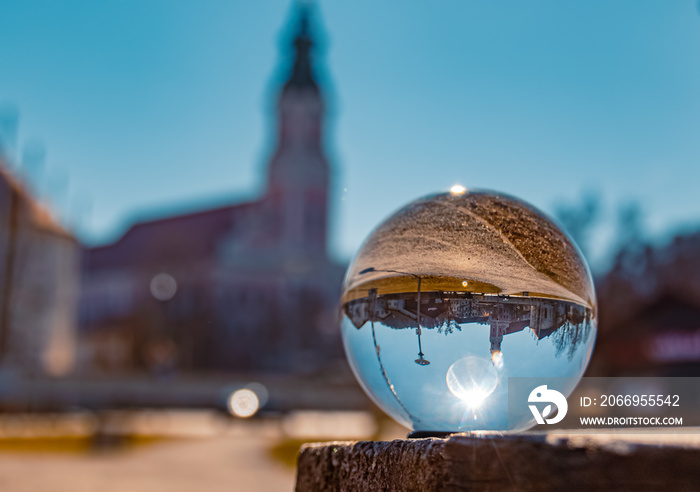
227, 389, 260, 418
149, 273, 178, 301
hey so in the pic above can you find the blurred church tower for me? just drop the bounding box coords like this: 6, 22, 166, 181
266, 6, 330, 257
80, 4, 345, 377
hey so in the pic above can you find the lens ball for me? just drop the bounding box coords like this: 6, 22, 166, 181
341, 189, 597, 432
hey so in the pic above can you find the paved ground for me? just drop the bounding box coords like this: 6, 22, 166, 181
0, 432, 295, 492
0, 412, 404, 492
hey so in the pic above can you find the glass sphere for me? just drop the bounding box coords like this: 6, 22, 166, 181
341, 189, 597, 433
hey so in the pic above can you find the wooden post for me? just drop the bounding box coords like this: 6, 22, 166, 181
296, 434, 700, 491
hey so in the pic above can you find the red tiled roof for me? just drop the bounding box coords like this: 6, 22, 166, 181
87, 199, 261, 270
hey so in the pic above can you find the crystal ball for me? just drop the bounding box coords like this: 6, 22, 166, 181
341, 189, 597, 433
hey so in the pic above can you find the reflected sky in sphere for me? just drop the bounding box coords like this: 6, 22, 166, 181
341, 190, 597, 432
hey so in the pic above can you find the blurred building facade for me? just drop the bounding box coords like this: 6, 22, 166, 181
591, 233, 700, 376
80, 8, 345, 376
0, 157, 80, 377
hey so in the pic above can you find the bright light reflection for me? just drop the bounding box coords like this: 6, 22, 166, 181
450, 184, 466, 195
446, 355, 499, 409
456, 389, 491, 408
227, 389, 259, 418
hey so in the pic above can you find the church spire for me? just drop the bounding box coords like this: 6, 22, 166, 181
265, 2, 330, 257
283, 5, 318, 92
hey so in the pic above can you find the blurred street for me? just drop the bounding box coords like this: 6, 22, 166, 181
0, 434, 294, 492
0, 412, 405, 492
0, 429, 294, 492
0, 407, 409, 491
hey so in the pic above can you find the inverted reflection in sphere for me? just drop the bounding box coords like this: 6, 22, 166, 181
341, 190, 597, 433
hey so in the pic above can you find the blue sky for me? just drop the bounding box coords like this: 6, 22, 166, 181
1, 1, 699, 269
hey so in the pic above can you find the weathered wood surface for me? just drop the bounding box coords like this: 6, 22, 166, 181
295, 434, 700, 491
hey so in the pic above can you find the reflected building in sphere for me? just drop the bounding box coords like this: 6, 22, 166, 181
80, 6, 345, 375
344, 291, 592, 362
